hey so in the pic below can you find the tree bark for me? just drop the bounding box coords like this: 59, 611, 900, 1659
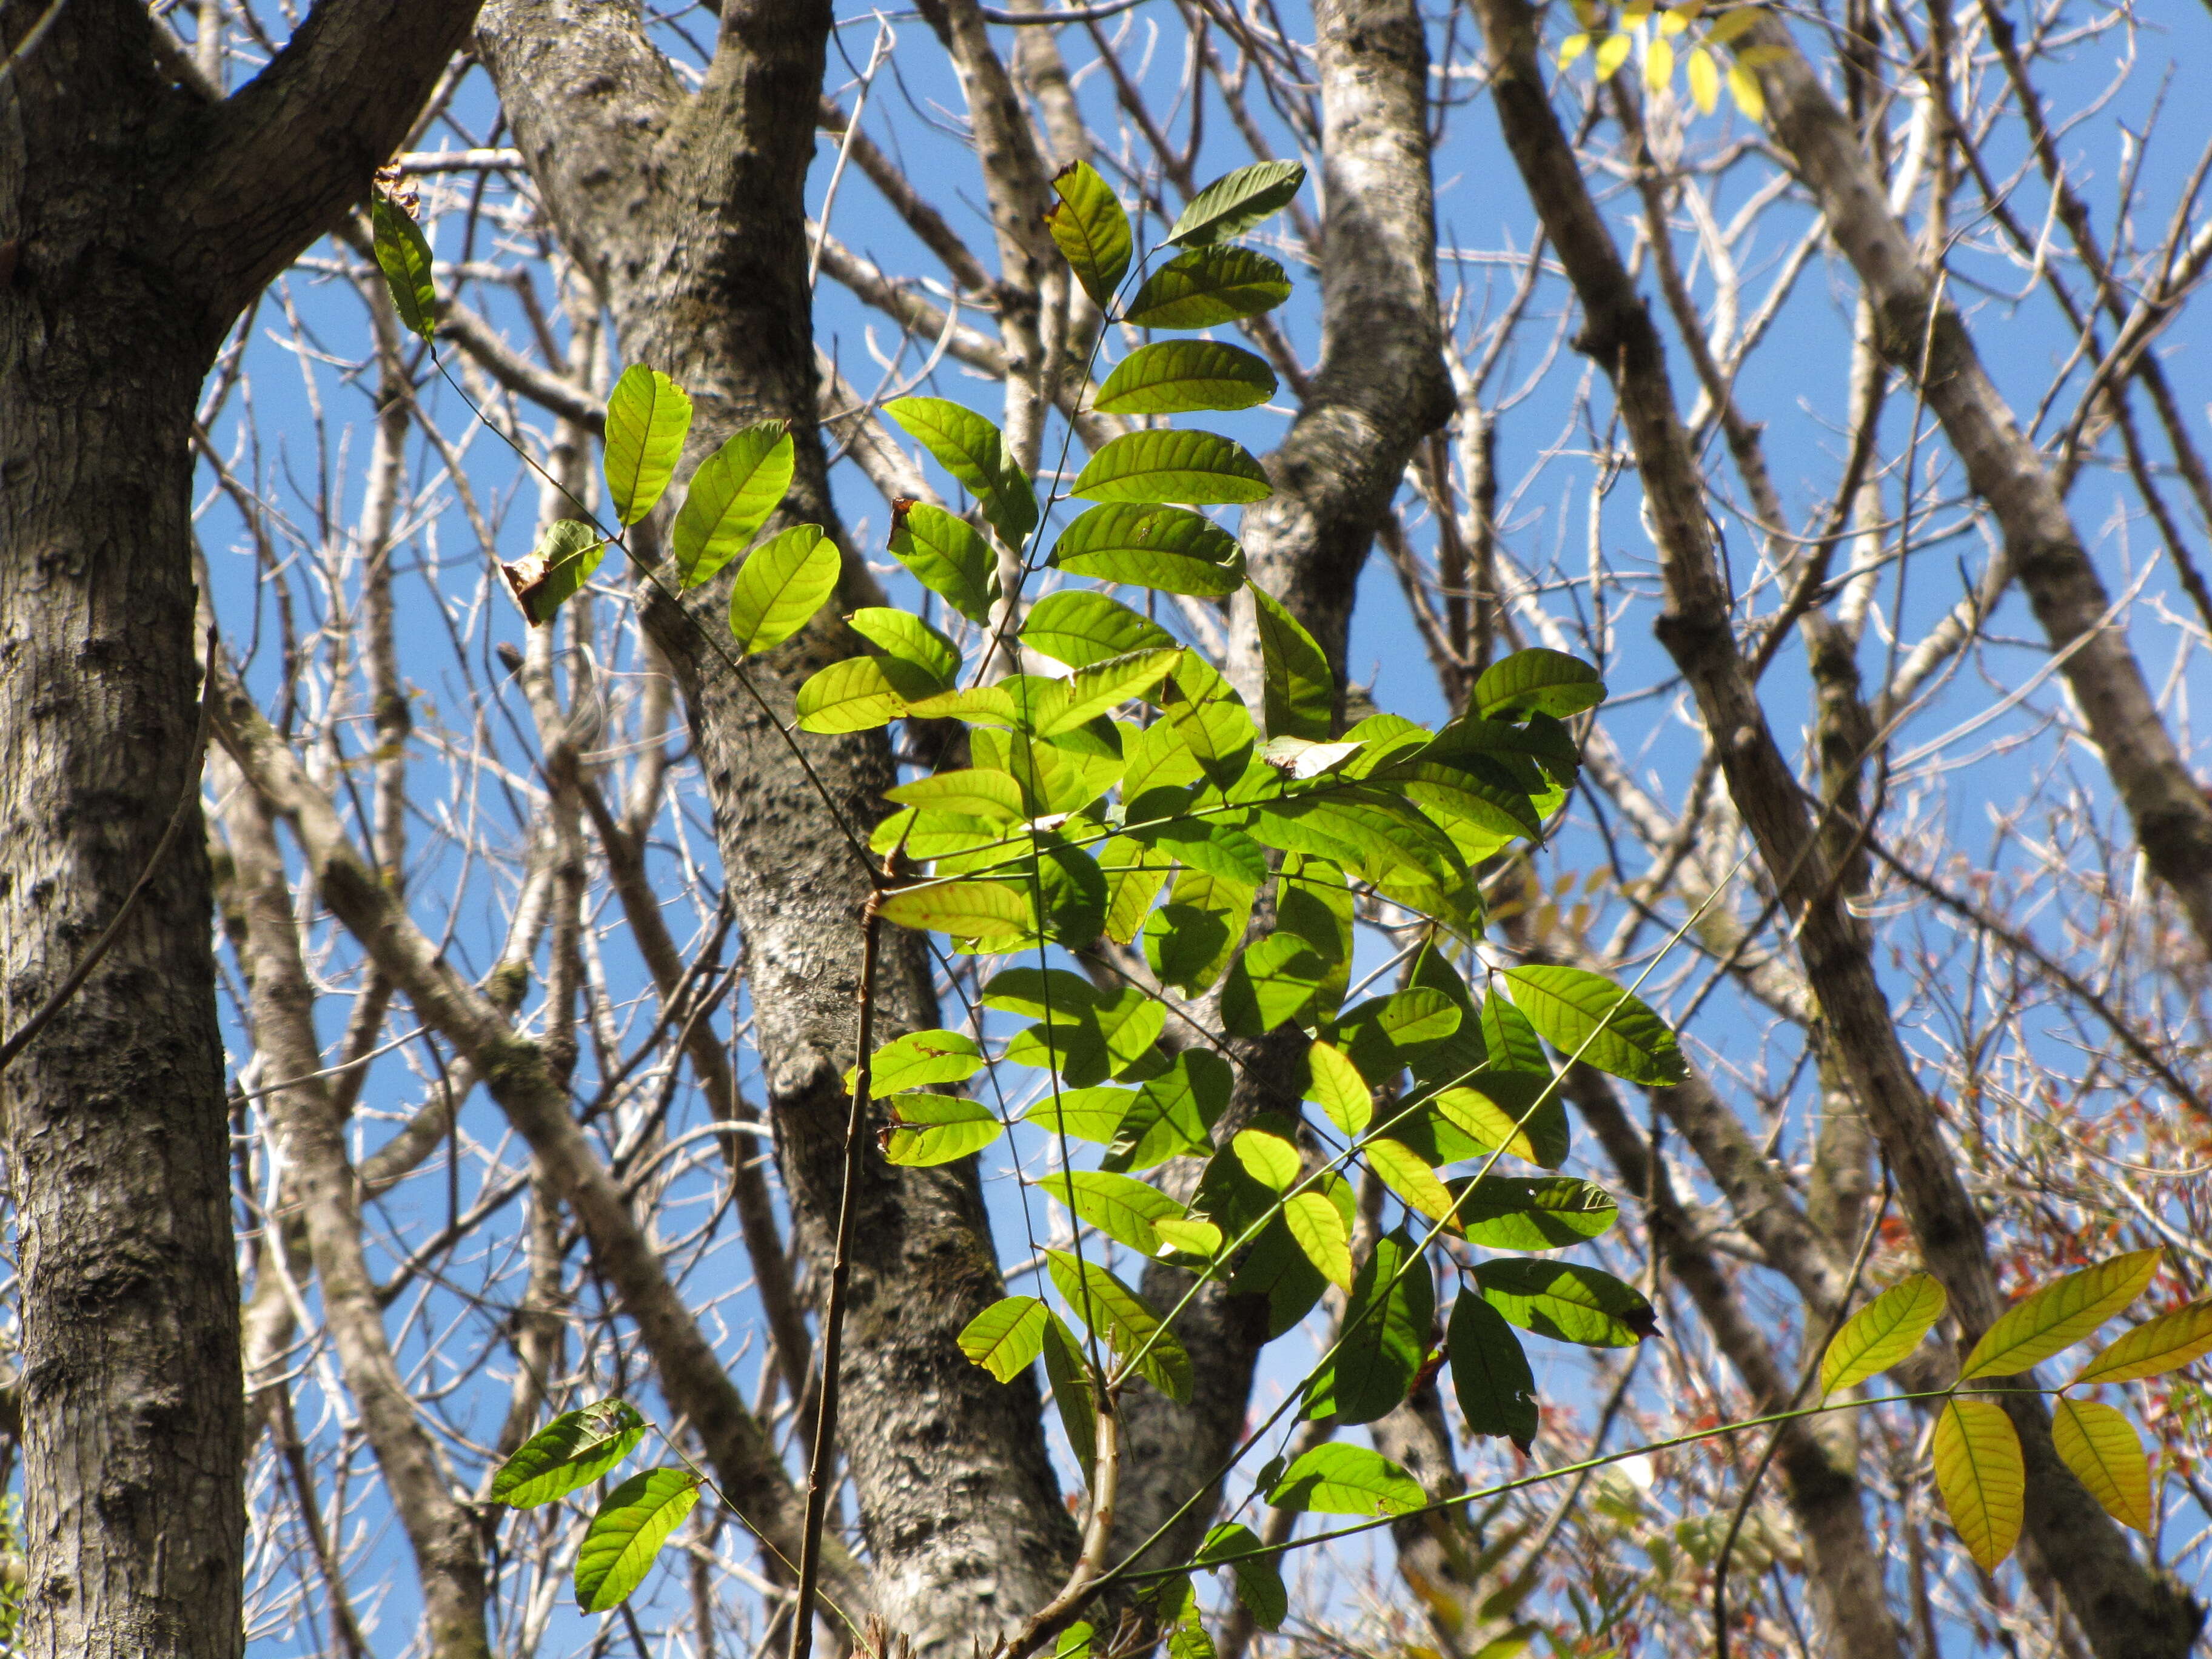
0, 1, 475, 1652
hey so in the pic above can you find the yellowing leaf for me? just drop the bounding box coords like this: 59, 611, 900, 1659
1645, 35, 1674, 88
1959, 1250, 2162, 1380
2075, 1297, 2212, 1385
1304, 1040, 1372, 1136
1659, 4, 1697, 34
2051, 1398, 2153, 1533
881, 1095, 1004, 1166
1557, 31, 1592, 67
1687, 47, 1720, 112
1821, 1274, 1947, 1396
1595, 32, 1634, 78
1366, 1138, 1454, 1224
1232, 1128, 1301, 1193
958, 1296, 1050, 1381
1726, 61, 1765, 119
1284, 1190, 1353, 1290
1931, 1398, 2025, 1572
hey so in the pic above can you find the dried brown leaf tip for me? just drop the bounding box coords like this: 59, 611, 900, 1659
372, 161, 421, 221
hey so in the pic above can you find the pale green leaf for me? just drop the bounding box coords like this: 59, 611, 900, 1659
1021, 590, 1177, 668
882, 1094, 1004, 1166
1072, 431, 1272, 506
672, 422, 793, 585
604, 365, 693, 526
1167, 159, 1307, 247
793, 655, 942, 733
1095, 340, 1277, 415
727, 523, 838, 655
885, 397, 1035, 548
1821, 1274, 1948, 1396
1304, 1040, 1372, 1136
1366, 1138, 1455, 1224
1267, 1443, 1424, 1517
847, 607, 959, 684
574, 1467, 701, 1613
1045, 1250, 1191, 1401
879, 878, 1032, 939
890, 499, 994, 623
850, 1028, 985, 1096
1036, 1170, 1183, 1255
1283, 1189, 1353, 1290
506, 519, 608, 627
959, 1295, 1051, 1381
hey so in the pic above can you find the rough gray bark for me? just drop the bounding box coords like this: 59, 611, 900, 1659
0, 1, 477, 1652
471, 4, 1083, 1647
1467, 3, 2204, 1651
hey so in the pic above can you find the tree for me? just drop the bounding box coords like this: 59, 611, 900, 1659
7, 0, 2210, 1655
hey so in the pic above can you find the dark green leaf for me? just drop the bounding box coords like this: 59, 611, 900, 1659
1104, 1048, 1228, 1170
1503, 965, 1686, 1085
1095, 341, 1278, 415
1473, 648, 1607, 720
885, 397, 1036, 547
1449, 1292, 1539, 1452
1250, 584, 1334, 740
1047, 160, 1133, 305
1447, 1177, 1618, 1250
574, 1467, 701, 1613
728, 523, 839, 655
1041, 1310, 1098, 1480
1220, 933, 1327, 1036
890, 499, 995, 623
1199, 1524, 1287, 1631
672, 422, 793, 586
1125, 246, 1293, 329
604, 364, 693, 526
1267, 1443, 1424, 1517
1050, 503, 1246, 596
1046, 1250, 1191, 1401
1167, 159, 1307, 247
1127, 816, 1269, 885
1307, 1228, 1433, 1424
491, 1399, 646, 1507
1073, 431, 1273, 506
1476, 1258, 1658, 1347
1479, 993, 1550, 1075
1160, 656, 1258, 786
371, 195, 437, 340
1142, 880, 1250, 997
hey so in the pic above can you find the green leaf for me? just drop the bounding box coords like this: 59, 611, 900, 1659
869, 806, 1002, 861
888, 768, 1027, 823
890, 499, 995, 623
371, 196, 437, 340
1448, 1177, 1618, 1250
672, 422, 793, 585
1074, 430, 1272, 506
882, 1094, 1004, 1165
959, 1295, 1051, 1381
1473, 648, 1607, 721
1479, 992, 1550, 1074
491, 1399, 647, 1507
793, 654, 943, 733
848, 607, 959, 685
1502, 965, 1685, 1086
1199, 1524, 1287, 1631
879, 878, 1032, 939
1050, 503, 1246, 596
1167, 159, 1307, 247
885, 397, 1036, 548
1426, 1084, 1552, 1168
1105, 1048, 1228, 1170
1304, 1039, 1372, 1136
1143, 885, 1251, 997
1095, 341, 1278, 415
1820, 1274, 1948, 1396
1041, 649, 1181, 737
1041, 1310, 1098, 1480
2051, 1398, 2153, 1533
1025, 1085, 1136, 1144
1160, 657, 1258, 786
2074, 1296, 2212, 1385
1959, 1249, 2163, 1380
1046, 1250, 1191, 1401
604, 365, 693, 526
1101, 835, 1174, 945
1309, 1228, 1433, 1424
508, 519, 608, 627
1250, 584, 1334, 740
1449, 1292, 1540, 1451
851, 1028, 986, 1096
574, 1467, 702, 1613
1057, 1624, 1096, 1659
1125, 246, 1294, 329
1021, 590, 1177, 668
1267, 1443, 1424, 1517
1279, 856, 1354, 1020
1932, 1398, 2025, 1571
1037, 1170, 1183, 1256
1283, 1189, 1353, 1290
1232, 1127, 1301, 1193
1475, 1258, 1658, 1347
1047, 160, 1133, 305
1155, 1216, 1224, 1258
1131, 816, 1269, 886
1220, 933, 1326, 1036
728, 523, 839, 655
1366, 1138, 1454, 1225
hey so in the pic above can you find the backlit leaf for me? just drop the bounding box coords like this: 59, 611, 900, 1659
848, 607, 959, 685
1167, 159, 1307, 247
882, 1094, 1004, 1165
1232, 1127, 1301, 1193
1821, 1274, 1948, 1396
672, 422, 793, 585
1095, 340, 1277, 415
1503, 965, 1685, 1085
1473, 648, 1607, 720
1036, 1170, 1183, 1256
1047, 160, 1133, 306
958, 1295, 1050, 1381
1283, 1190, 1353, 1290
1932, 1398, 2025, 1571
727, 523, 838, 654
1198, 1524, 1286, 1631
885, 397, 1036, 547
371, 195, 437, 340
1305, 1040, 1373, 1136
1267, 1443, 1424, 1517
1959, 1250, 2162, 1380
504, 519, 608, 627
1124, 246, 1293, 329
1021, 590, 1177, 668
1041, 1310, 1098, 1479
491, 1399, 646, 1507
879, 878, 1032, 939
1251, 584, 1334, 740
1039, 649, 1179, 737
890, 498, 994, 623
853, 1028, 986, 1096
574, 1467, 701, 1613
794, 654, 942, 733
1050, 503, 1245, 596
1073, 431, 1273, 506
604, 365, 692, 526
887, 768, 1027, 823
1366, 1138, 1454, 1224
1046, 1250, 1191, 1401
1308, 1227, 1432, 1424
2075, 1296, 2212, 1385
1220, 932, 1326, 1036
2051, 1398, 2153, 1532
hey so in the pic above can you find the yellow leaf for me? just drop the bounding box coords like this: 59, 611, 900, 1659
1932, 1398, 2025, 1572
1366, 1138, 1455, 1225
2075, 1296, 2212, 1385
1645, 35, 1675, 89
1659, 3, 1697, 33
1687, 47, 1720, 112
1430, 1085, 1540, 1166
1704, 4, 1761, 42
2052, 1398, 2153, 1533
1232, 1128, 1301, 1194
1558, 32, 1592, 67
1284, 1191, 1353, 1290
1959, 1249, 2162, 1380
1821, 1274, 1947, 1396
1726, 62, 1765, 119
1595, 32, 1634, 79
1304, 1039, 1372, 1137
